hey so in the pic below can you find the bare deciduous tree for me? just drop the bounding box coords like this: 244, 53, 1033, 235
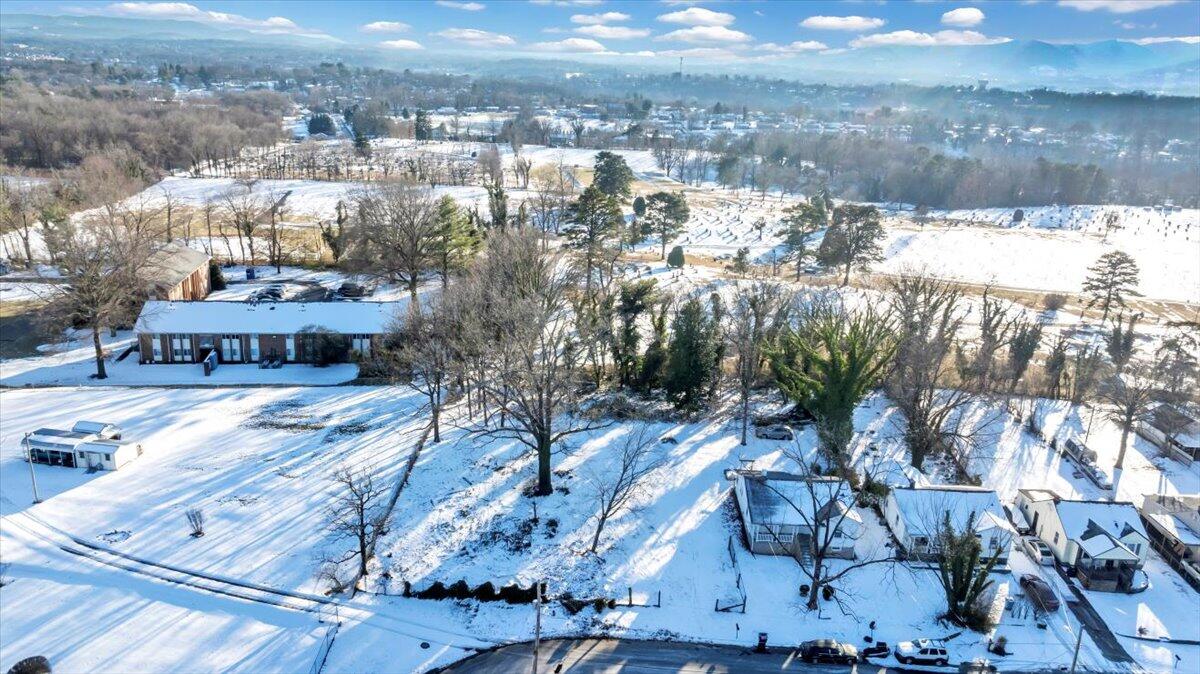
325, 466, 389, 584
886, 273, 980, 471
729, 281, 790, 445
42, 204, 157, 379
348, 181, 440, 302
455, 230, 603, 496
588, 426, 664, 553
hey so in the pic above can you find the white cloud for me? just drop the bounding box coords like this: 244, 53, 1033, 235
436, 1, 485, 11
756, 40, 828, 53
656, 25, 751, 44
570, 12, 630, 25
941, 7, 985, 27
434, 27, 515, 46
657, 7, 736, 27
361, 21, 410, 33
850, 29, 1010, 47
575, 25, 652, 39
380, 39, 424, 50
800, 15, 886, 31
529, 37, 608, 52
102, 2, 332, 38
1058, 1, 1181, 13
1128, 35, 1199, 43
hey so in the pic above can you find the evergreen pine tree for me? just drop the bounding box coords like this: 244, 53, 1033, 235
664, 298, 717, 411
1082, 250, 1140, 323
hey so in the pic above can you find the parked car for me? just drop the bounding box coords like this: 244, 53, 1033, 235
1129, 569, 1150, 594
754, 424, 794, 441
1020, 573, 1060, 612
1021, 536, 1054, 566
798, 639, 858, 665
339, 281, 367, 297
860, 642, 891, 661
896, 639, 950, 666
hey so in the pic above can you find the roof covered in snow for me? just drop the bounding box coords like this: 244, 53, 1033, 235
1055, 500, 1148, 542
1145, 512, 1200, 546
134, 300, 405, 335
890, 486, 1013, 537
740, 472, 861, 529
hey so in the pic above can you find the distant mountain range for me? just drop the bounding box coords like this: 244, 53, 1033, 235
2, 13, 1197, 95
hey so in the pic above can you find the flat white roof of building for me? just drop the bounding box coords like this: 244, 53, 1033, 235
135, 300, 407, 336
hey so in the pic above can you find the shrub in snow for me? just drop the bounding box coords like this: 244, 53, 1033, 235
1012, 209, 1024, 223
417, 581, 448, 600
591, 597, 608, 612
7, 656, 51, 674
472, 581, 497, 602
667, 245, 685, 269
447, 580, 472, 600
208, 262, 226, 291
1042, 292, 1067, 312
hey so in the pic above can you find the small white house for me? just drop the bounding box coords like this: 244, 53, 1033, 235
24, 420, 139, 471
733, 470, 861, 559
1015, 489, 1150, 592
884, 486, 1015, 564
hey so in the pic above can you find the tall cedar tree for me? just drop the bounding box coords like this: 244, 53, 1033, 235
564, 185, 623, 293
592, 151, 635, 200
643, 192, 690, 260
1082, 251, 1140, 323
414, 109, 432, 141
935, 512, 1003, 630
771, 301, 896, 459
817, 204, 885, 286
664, 298, 718, 412
432, 195, 481, 288
777, 193, 830, 280
612, 279, 658, 388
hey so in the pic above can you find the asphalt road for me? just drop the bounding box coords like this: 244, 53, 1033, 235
436, 638, 896, 673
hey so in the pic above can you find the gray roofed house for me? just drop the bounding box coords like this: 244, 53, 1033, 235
732, 470, 861, 558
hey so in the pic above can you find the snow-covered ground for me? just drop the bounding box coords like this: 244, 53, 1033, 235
2, 382, 1197, 672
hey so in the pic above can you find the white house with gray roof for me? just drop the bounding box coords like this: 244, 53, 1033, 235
1016, 488, 1150, 592
732, 470, 861, 558
884, 485, 1014, 564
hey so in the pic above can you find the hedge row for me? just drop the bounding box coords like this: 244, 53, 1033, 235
404, 579, 546, 604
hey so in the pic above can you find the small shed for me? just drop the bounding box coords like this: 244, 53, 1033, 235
76, 440, 143, 471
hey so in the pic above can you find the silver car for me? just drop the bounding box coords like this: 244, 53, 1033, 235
1021, 536, 1054, 566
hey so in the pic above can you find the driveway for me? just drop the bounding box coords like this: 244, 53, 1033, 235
436, 638, 898, 673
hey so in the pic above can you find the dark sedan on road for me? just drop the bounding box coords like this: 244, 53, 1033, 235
798, 639, 859, 665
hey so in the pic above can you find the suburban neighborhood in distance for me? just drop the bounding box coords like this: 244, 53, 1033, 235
0, 1, 1198, 673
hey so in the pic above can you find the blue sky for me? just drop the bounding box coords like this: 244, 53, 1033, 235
8, 1, 1200, 59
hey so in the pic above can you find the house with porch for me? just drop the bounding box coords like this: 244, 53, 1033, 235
884, 485, 1014, 565
134, 300, 399, 365
1016, 489, 1151, 592
1140, 493, 1200, 590
732, 470, 861, 559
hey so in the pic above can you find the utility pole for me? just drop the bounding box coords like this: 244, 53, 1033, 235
1069, 621, 1083, 674
23, 434, 41, 504
532, 580, 543, 674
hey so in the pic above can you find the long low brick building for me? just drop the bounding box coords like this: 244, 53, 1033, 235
134, 300, 404, 365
